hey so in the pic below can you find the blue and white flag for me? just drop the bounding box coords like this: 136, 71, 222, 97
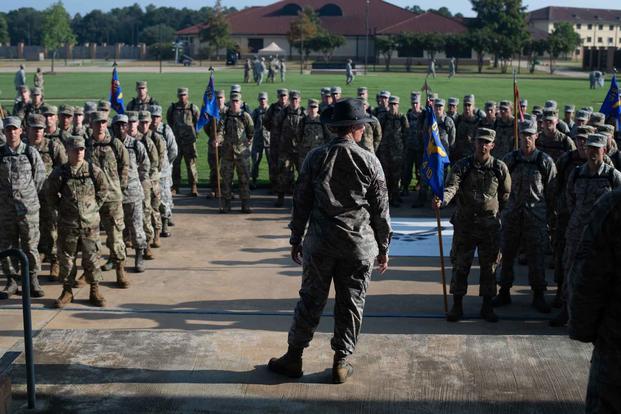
420, 105, 450, 201
109, 66, 125, 114
196, 70, 220, 132
599, 74, 621, 131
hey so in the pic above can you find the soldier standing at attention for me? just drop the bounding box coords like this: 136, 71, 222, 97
57, 105, 75, 144
250, 92, 270, 189
537, 110, 576, 162
377, 95, 409, 207
436, 128, 511, 322
268, 99, 391, 384
23, 88, 45, 127
432, 98, 456, 158
494, 119, 557, 313
479, 101, 497, 129
12, 86, 31, 120
274, 90, 304, 207
204, 90, 226, 199
330, 87, 342, 103
298, 98, 330, 166
568, 189, 621, 414
402, 92, 423, 196
0, 117, 46, 299
446, 97, 459, 122
359, 99, 382, 154
49, 136, 109, 308
452, 94, 480, 165
563, 105, 575, 131
88, 112, 130, 287
319, 88, 332, 113
127, 81, 159, 112
27, 114, 67, 281
217, 92, 254, 213
262, 88, 288, 190
167, 88, 199, 197
492, 100, 515, 159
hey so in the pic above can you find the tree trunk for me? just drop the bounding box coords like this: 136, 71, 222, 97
549, 54, 555, 74
51, 50, 56, 73
477, 52, 484, 73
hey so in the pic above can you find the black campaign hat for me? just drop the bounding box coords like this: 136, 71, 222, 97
320, 98, 373, 127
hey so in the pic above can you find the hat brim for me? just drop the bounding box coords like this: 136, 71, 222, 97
320, 106, 373, 127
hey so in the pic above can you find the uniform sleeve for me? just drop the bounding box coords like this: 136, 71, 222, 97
401, 115, 410, 148
288, 151, 316, 245
54, 142, 68, 167
244, 112, 255, 141
165, 125, 178, 163
612, 170, 621, 189
544, 156, 558, 217
166, 105, 174, 127
115, 140, 130, 191
30, 148, 47, 193
566, 168, 577, 212
46, 167, 62, 210
566, 136, 577, 151
367, 158, 392, 255
446, 117, 456, 148
372, 117, 382, 152
145, 139, 159, 178
498, 161, 512, 211
263, 106, 273, 131
442, 161, 463, 206
93, 167, 109, 209
136, 141, 151, 184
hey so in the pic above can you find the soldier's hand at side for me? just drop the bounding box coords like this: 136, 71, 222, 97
432, 196, 442, 210
376, 254, 389, 274
291, 244, 303, 265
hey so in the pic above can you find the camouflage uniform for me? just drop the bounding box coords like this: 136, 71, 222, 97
298, 112, 330, 166
127, 95, 159, 112
492, 116, 516, 159
401, 107, 423, 189
250, 104, 270, 183
47, 160, 108, 286
204, 106, 226, 193
167, 98, 199, 189
359, 114, 381, 154
122, 135, 150, 251
377, 108, 409, 204
537, 129, 576, 162
288, 134, 391, 357
87, 129, 129, 265
0, 141, 46, 285
275, 104, 304, 194
443, 153, 511, 298
453, 113, 480, 163
135, 127, 161, 245
218, 107, 254, 203
154, 121, 178, 221
262, 100, 287, 187
568, 189, 621, 414
499, 149, 556, 292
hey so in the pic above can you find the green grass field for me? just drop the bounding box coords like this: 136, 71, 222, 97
0, 68, 610, 186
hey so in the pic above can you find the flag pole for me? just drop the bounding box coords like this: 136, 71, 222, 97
513, 68, 519, 150
434, 202, 448, 313
209, 68, 223, 213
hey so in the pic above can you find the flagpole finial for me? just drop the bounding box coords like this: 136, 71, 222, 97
209, 66, 214, 72
113, 61, 118, 67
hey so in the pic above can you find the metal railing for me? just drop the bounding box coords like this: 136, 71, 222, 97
0, 249, 36, 409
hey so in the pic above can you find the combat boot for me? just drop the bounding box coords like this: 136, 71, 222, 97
151, 232, 161, 248
532, 290, 551, 314
268, 345, 303, 378
274, 193, 285, 207
241, 200, 252, 214
190, 183, 199, 197
144, 245, 155, 260
492, 288, 511, 307
29, 274, 45, 298
115, 261, 129, 289
101, 258, 115, 272
160, 218, 171, 238
135, 249, 145, 273
549, 306, 569, 327
49, 259, 60, 281
171, 184, 178, 196
220, 199, 231, 214
54, 286, 74, 308
73, 273, 87, 288
0, 277, 18, 299
89, 283, 106, 307
480, 296, 498, 323
446, 295, 464, 322
167, 218, 175, 227
332, 354, 354, 384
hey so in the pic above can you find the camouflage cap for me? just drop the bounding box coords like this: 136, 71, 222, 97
31, 87, 42, 96
308, 98, 319, 108
586, 133, 607, 148
544, 99, 558, 109
230, 92, 242, 101
136, 80, 147, 88
149, 105, 163, 117
126, 111, 139, 122
575, 110, 589, 121
138, 110, 151, 122
564, 104, 575, 113
73, 106, 84, 115
411, 94, 421, 103
484, 100, 496, 109
590, 112, 605, 126
177, 87, 189, 96
28, 114, 45, 129
111, 114, 128, 124
519, 119, 537, 135
434, 98, 445, 107
3, 116, 21, 129
430, 93, 439, 100
531, 105, 543, 115
330, 86, 342, 95
91, 111, 109, 123
216, 90, 225, 98
84, 102, 97, 114
379, 90, 391, 98
448, 97, 459, 106
475, 127, 496, 142
523, 113, 534, 121
277, 88, 289, 96
463, 94, 475, 104
59, 104, 74, 116
42, 105, 58, 116
320, 87, 331, 96
499, 100, 511, 110
18, 85, 29, 92
258, 92, 268, 100
582, 106, 594, 113
289, 90, 301, 99
597, 124, 615, 136
66, 136, 86, 150
357, 87, 368, 95
575, 125, 595, 139
520, 98, 528, 106
543, 109, 558, 121
389, 96, 400, 104
230, 84, 241, 93
97, 100, 111, 111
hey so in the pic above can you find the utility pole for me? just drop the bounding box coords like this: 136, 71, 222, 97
365, 0, 370, 75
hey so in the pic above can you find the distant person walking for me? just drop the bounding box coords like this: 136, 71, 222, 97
14, 64, 26, 99
448, 57, 456, 79
345, 59, 354, 85
33, 68, 44, 90
427, 58, 436, 79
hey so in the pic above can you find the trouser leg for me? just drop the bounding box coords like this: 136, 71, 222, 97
100, 201, 126, 262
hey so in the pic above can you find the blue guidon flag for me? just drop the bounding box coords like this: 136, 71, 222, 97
196, 70, 220, 132
420, 105, 450, 201
600, 74, 621, 131
109, 66, 125, 114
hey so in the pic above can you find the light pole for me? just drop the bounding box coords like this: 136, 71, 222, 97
365, 0, 369, 75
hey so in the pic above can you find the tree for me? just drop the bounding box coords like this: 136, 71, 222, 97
405, 5, 424, 13
523, 38, 547, 73
41, 2, 76, 72
430, 7, 452, 17
140, 24, 176, 46
546, 22, 581, 74
199, 0, 233, 60
0, 14, 9, 45
6, 8, 45, 46
376, 36, 398, 71
420, 33, 446, 59
287, 6, 321, 69
467, 28, 493, 73
308, 31, 345, 62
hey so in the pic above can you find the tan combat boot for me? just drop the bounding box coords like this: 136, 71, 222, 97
190, 183, 199, 197
73, 273, 87, 288
144, 245, 155, 260
115, 261, 129, 289
54, 286, 74, 308
332, 354, 354, 384
49, 259, 60, 281
151, 232, 161, 248
89, 283, 106, 307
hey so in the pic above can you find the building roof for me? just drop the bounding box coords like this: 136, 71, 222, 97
528, 6, 621, 23
177, 0, 466, 37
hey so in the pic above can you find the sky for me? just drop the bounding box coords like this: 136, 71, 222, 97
1, 0, 620, 17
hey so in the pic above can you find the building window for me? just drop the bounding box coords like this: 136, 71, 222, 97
273, 3, 302, 16
247, 38, 264, 53
588, 24, 592, 29
609, 37, 614, 44
587, 36, 592, 42
610, 25, 614, 30
575, 49, 580, 55
598, 25, 603, 30
317, 4, 343, 16
598, 37, 603, 43
576, 23, 581, 29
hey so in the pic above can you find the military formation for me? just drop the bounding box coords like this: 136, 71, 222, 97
0, 80, 179, 308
